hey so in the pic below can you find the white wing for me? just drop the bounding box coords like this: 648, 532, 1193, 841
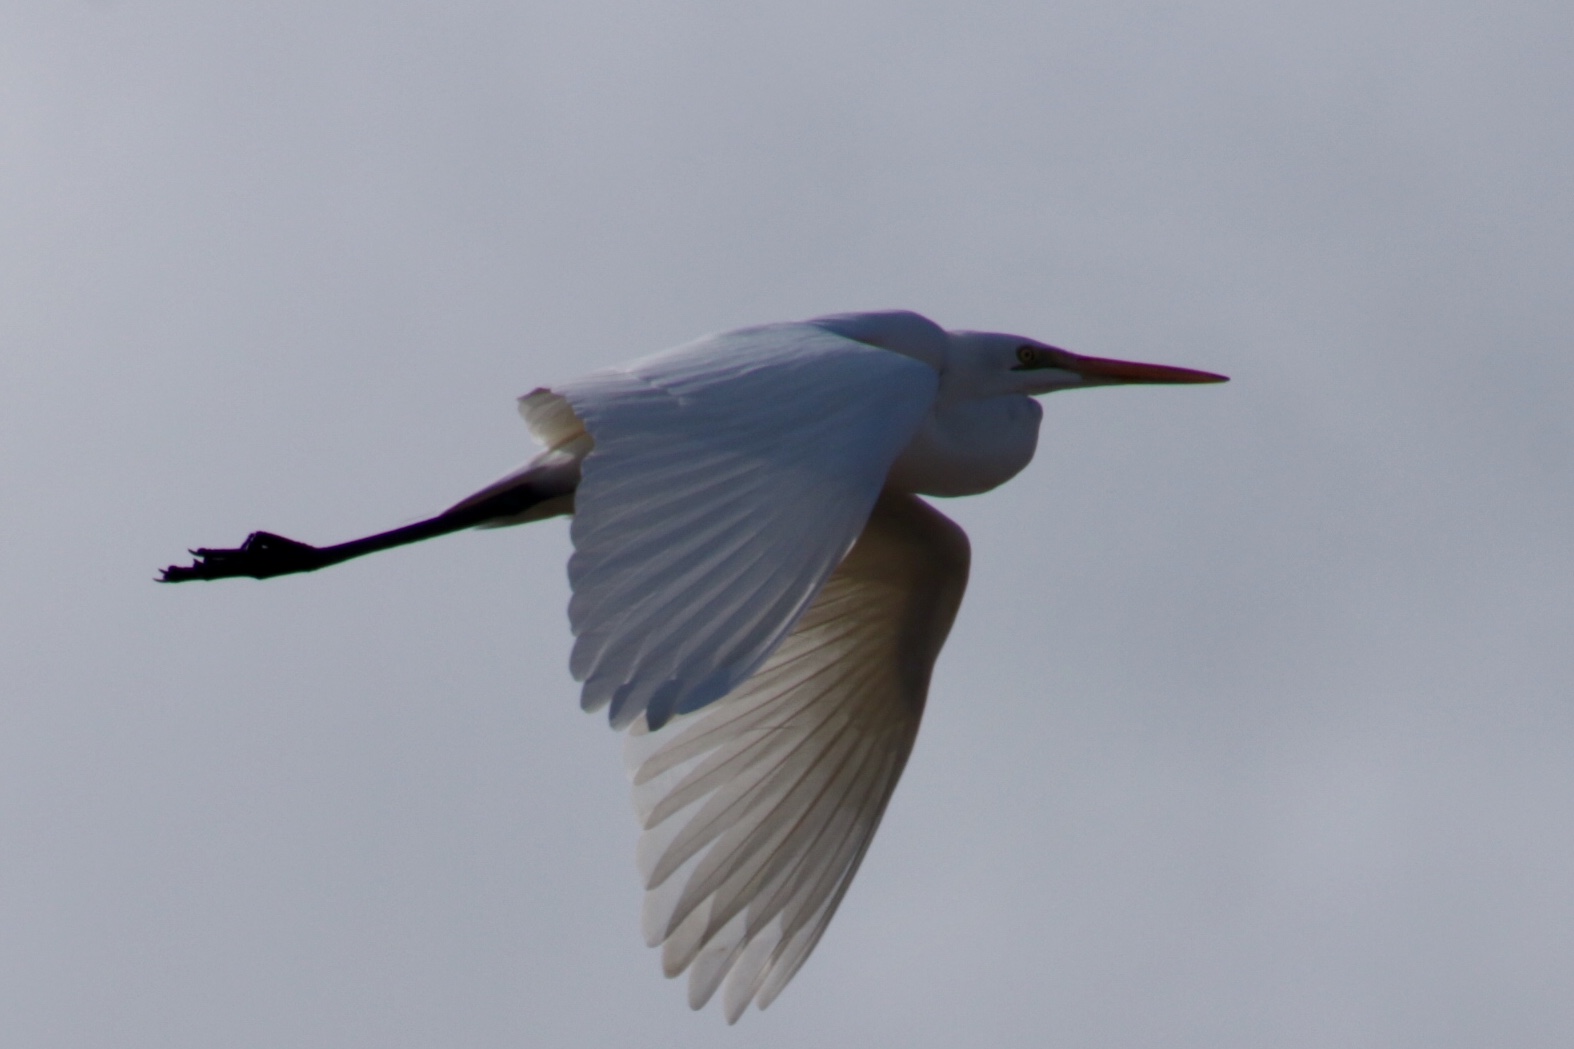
624, 492, 970, 1021
554, 321, 939, 728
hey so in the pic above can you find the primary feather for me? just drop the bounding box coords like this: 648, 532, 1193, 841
624, 491, 970, 1021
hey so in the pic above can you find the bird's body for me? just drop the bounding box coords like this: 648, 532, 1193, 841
161, 310, 1225, 1021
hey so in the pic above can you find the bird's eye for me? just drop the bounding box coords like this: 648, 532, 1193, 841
1015, 345, 1038, 368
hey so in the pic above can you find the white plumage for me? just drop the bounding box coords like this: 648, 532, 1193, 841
548, 321, 938, 729
161, 309, 1226, 1021
625, 491, 968, 1020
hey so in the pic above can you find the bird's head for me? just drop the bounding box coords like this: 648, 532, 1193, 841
807, 311, 1228, 398
948, 331, 1229, 397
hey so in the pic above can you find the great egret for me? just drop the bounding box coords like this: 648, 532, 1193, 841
161, 310, 1226, 1021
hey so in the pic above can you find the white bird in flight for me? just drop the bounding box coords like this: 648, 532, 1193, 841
162, 310, 1226, 1022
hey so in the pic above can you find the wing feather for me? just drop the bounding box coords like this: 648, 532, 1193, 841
555, 322, 939, 728
624, 492, 971, 1021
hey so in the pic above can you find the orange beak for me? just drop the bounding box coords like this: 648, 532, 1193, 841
1061, 350, 1229, 385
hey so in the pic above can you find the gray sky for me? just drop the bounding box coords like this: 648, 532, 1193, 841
3, 1, 1572, 1045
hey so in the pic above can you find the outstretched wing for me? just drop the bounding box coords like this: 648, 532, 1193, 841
624, 492, 970, 1021
554, 321, 939, 729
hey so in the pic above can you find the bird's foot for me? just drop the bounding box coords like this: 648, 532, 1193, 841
159, 531, 328, 582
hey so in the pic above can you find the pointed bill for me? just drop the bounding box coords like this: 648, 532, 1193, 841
1063, 351, 1229, 385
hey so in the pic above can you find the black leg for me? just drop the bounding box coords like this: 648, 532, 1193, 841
158, 457, 580, 583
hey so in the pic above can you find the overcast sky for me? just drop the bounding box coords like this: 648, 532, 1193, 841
3, 1, 1572, 1046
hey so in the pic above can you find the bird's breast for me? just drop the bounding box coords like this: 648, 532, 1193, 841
883, 395, 1042, 497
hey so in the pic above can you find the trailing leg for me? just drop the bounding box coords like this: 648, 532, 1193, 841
159, 454, 581, 583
